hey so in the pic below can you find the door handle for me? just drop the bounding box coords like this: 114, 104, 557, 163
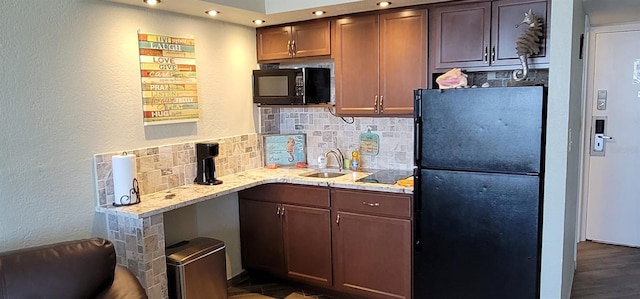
594, 134, 613, 152
374, 95, 379, 113
592, 117, 611, 156
491, 46, 496, 63
483, 46, 489, 64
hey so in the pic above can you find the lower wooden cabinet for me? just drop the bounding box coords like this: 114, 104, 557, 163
282, 204, 332, 286
238, 184, 332, 287
239, 184, 412, 299
332, 189, 413, 299
239, 199, 285, 276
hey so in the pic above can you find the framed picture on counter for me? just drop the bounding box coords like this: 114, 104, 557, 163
263, 134, 307, 166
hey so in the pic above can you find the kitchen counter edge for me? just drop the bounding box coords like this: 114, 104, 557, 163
95, 167, 413, 219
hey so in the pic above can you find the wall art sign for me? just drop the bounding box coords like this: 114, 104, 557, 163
138, 31, 199, 125
263, 134, 307, 166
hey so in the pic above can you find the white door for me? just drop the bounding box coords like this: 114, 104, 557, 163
585, 24, 640, 247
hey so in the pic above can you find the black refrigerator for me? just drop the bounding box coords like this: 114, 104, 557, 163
413, 86, 546, 299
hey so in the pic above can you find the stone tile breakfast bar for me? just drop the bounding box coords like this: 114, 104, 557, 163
96, 165, 413, 298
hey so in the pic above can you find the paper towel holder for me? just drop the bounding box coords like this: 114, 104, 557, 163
113, 177, 140, 206
112, 152, 141, 207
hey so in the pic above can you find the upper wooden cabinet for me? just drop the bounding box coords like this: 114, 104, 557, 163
431, 0, 549, 71
491, 0, 549, 67
333, 9, 428, 116
256, 20, 331, 62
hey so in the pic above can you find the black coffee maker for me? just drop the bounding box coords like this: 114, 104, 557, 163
195, 143, 223, 185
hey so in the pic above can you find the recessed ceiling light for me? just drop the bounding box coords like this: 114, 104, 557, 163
143, 0, 160, 5
312, 10, 326, 16
205, 10, 220, 16
377, 1, 392, 7
253, 19, 266, 25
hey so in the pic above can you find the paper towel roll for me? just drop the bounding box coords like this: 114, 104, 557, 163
112, 154, 138, 205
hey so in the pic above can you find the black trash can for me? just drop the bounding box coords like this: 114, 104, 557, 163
166, 237, 228, 299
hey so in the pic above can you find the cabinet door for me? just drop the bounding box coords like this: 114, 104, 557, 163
291, 20, 331, 58
257, 26, 292, 61
491, 0, 549, 66
282, 204, 332, 287
431, 2, 491, 69
333, 15, 380, 115
333, 211, 412, 299
239, 199, 285, 276
379, 9, 427, 116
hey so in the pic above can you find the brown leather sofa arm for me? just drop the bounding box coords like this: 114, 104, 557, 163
97, 266, 148, 299
0, 238, 147, 299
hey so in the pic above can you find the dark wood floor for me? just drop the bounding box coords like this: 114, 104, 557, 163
572, 241, 640, 298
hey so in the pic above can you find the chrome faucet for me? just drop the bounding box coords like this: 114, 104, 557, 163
324, 149, 344, 170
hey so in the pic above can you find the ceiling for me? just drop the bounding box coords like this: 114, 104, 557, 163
583, 0, 640, 26
103, 0, 640, 28
102, 0, 448, 27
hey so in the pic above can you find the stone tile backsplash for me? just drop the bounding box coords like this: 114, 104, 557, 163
464, 69, 549, 87
260, 107, 415, 171
94, 133, 262, 206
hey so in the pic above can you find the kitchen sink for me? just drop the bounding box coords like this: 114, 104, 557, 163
299, 169, 349, 178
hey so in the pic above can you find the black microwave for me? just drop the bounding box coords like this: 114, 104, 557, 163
252, 67, 331, 105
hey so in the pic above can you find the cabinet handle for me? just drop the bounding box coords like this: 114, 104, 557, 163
483, 46, 489, 64
291, 40, 296, 56
374, 95, 379, 113
287, 40, 292, 56
276, 205, 281, 215
379, 96, 384, 113
491, 46, 496, 63
362, 201, 380, 207
336, 214, 340, 224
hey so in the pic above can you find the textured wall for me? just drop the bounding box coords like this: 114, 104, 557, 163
0, 0, 257, 252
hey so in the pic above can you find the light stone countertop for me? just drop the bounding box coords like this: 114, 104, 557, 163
95, 167, 414, 219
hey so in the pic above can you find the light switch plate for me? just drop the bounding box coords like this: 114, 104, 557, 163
597, 99, 606, 110
597, 89, 607, 99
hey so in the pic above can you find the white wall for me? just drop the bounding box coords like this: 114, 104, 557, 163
542, 0, 584, 298
0, 0, 257, 252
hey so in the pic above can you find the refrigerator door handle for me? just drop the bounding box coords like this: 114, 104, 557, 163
414, 90, 422, 166
413, 89, 422, 119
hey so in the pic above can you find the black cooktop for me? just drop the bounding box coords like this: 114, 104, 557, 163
357, 169, 414, 184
